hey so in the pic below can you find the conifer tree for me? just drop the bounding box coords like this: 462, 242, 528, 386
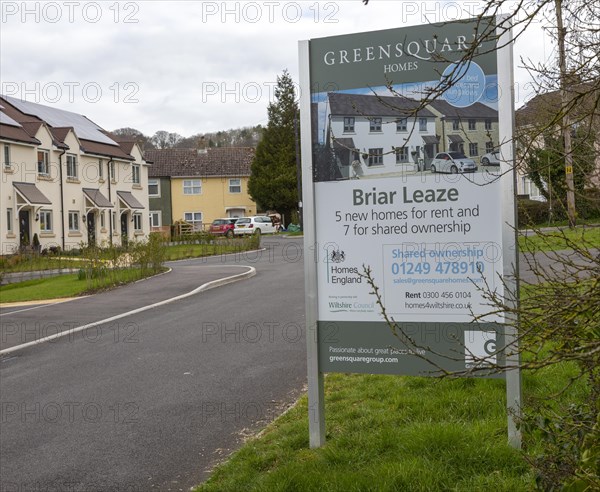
248, 70, 299, 223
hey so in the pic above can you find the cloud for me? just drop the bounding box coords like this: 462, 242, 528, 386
0, 1, 549, 136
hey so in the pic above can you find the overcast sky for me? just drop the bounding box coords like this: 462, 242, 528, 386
1, 1, 554, 138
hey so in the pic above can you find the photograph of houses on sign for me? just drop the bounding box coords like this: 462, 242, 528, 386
310, 17, 502, 183
312, 84, 500, 181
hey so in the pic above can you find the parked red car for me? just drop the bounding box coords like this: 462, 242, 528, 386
209, 218, 238, 238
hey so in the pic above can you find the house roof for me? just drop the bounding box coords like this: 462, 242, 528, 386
79, 139, 135, 161
0, 95, 142, 161
515, 83, 598, 127
2, 95, 116, 145
0, 123, 41, 145
328, 92, 435, 118
427, 100, 498, 119
144, 147, 255, 178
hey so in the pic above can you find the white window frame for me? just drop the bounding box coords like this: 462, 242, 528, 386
7, 208, 13, 232
100, 211, 105, 229
132, 164, 140, 185
112, 211, 117, 231
369, 117, 382, 132
229, 178, 241, 194
38, 149, 50, 175
3, 144, 10, 169
469, 142, 478, 157
452, 119, 460, 131
66, 154, 78, 179
110, 161, 116, 181
485, 119, 492, 131
148, 179, 160, 197
98, 159, 104, 179
183, 179, 201, 195
343, 117, 355, 133
395, 147, 409, 163
419, 118, 427, 132
133, 213, 143, 231
367, 148, 383, 167
68, 211, 80, 232
396, 118, 407, 132
149, 210, 162, 228
40, 209, 52, 232
184, 211, 203, 231
468, 119, 476, 131
486, 141, 495, 153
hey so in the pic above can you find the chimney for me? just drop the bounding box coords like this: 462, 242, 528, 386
197, 136, 208, 154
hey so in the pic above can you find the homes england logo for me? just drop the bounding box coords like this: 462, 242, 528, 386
330, 249, 345, 263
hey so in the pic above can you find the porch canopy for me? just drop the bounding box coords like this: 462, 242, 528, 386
422, 135, 440, 144
83, 188, 113, 214
13, 182, 51, 212
116, 191, 144, 211
448, 134, 464, 143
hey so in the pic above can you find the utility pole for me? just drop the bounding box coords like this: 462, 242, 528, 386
555, 0, 577, 227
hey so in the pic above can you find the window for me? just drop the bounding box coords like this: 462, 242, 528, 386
68, 211, 80, 232
370, 118, 382, 132
98, 159, 104, 179
468, 119, 476, 131
149, 211, 162, 228
229, 178, 241, 193
3, 144, 10, 169
367, 148, 383, 166
112, 211, 117, 231
469, 142, 478, 156
486, 141, 495, 153
133, 213, 142, 231
419, 118, 427, 131
183, 179, 201, 195
110, 161, 116, 181
395, 147, 409, 163
396, 118, 407, 132
485, 119, 492, 130
343, 117, 355, 132
40, 210, 52, 232
66, 154, 78, 179
6, 208, 13, 232
148, 179, 160, 197
184, 212, 203, 231
132, 164, 140, 185
452, 119, 460, 131
38, 150, 49, 175
100, 211, 105, 229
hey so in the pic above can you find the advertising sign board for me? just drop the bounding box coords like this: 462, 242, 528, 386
299, 16, 521, 448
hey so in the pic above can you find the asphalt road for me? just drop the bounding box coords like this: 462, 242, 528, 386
0, 238, 307, 491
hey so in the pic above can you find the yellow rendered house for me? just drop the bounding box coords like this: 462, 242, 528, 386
144, 147, 257, 233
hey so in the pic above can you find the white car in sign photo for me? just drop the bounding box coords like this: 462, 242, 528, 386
430, 152, 478, 174
233, 216, 276, 235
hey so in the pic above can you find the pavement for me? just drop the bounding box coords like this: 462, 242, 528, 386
0, 256, 256, 352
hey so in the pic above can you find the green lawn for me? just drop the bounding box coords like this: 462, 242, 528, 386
518, 225, 600, 252
0, 268, 157, 303
197, 361, 585, 492
164, 237, 260, 261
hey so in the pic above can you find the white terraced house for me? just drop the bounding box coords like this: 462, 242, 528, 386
324, 92, 438, 179
0, 96, 150, 254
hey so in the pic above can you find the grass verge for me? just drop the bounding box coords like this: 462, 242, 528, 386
518, 224, 600, 252
164, 236, 260, 261
0, 267, 164, 303
197, 361, 584, 492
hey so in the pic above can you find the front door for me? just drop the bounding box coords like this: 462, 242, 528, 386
87, 212, 96, 246
120, 213, 128, 247
19, 210, 30, 246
